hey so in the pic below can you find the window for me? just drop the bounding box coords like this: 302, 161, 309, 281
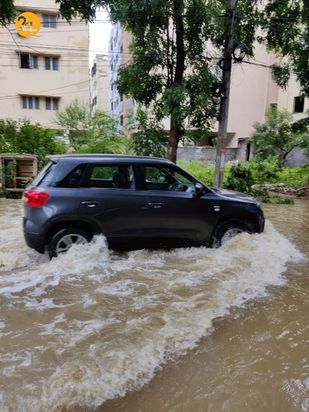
86, 165, 134, 189
120, 94, 123, 102
58, 165, 86, 188
21, 96, 40, 110
92, 96, 97, 106
42, 14, 57, 28
20, 53, 38, 69
45, 97, 59, 110
111, 102, 113, 111
45, 57, 59, 71
141, 166, 196, 192
120, 115, 123, 126
294, 96, 304, 113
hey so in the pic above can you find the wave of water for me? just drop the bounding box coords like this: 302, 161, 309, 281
0, 201, 304, 411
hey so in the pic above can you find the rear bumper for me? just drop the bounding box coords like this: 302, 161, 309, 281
23, 217, 45, 254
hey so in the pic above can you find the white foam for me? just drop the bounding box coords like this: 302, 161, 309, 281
0, 211, 305, 411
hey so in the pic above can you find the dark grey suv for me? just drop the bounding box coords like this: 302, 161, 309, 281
23, 154, 265, 258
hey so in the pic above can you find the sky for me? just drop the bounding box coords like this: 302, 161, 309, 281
89, 10, 112, 64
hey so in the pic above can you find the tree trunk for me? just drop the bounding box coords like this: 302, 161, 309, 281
167, 117, 181, 162
166, 0, 185, 163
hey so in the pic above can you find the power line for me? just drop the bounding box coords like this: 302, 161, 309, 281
0, 76, 104, 101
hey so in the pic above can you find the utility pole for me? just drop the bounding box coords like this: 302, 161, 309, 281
214, 0, 238, 188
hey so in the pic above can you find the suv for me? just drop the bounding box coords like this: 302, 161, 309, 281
23, 154, 265, 258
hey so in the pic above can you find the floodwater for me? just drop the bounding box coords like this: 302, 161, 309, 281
0, 198, 308, 412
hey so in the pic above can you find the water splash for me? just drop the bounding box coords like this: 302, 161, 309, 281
0, 200, 305, 412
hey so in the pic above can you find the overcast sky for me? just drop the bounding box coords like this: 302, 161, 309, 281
89, 10, 112, 63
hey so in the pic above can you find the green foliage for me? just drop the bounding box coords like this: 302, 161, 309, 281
101, 0, 221, 159
0, 119, 65, 169
277, 165, 309, 188
261, 0, 309, 95
272, 197, 295, 205
55, 99, 91, 149
250, 185, 271, 203
178, 160, 215, 186
271, 64, 291, 89
250, 107, 309, 164
0, 0, 16, 24
178, 159, 308, 204
225, 163, 255, 193
128, 110, 168, 158
56, 100, 128, 154
247, 157, 281, 184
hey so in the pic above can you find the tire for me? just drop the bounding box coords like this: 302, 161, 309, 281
47, 227, 92, 259
212, 221, 254, 248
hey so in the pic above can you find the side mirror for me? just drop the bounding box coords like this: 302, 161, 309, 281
193, 182, 204, 197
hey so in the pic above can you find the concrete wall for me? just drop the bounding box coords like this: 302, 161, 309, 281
285, 148, 309, 166
177, 146, 238, 165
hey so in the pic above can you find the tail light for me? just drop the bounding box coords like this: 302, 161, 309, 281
23, 190, 49, 207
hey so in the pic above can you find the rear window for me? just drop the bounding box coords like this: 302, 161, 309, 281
31, 161, 54, 186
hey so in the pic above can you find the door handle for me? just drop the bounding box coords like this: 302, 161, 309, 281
80, 200, 98, 208
147, 202, 163, 209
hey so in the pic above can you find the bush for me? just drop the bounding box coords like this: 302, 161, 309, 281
277, 165, 309, 188
225, 163, 255, 193
178, 160, 215, 186
0, 119, 66, 169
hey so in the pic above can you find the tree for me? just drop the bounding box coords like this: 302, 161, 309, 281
55, 99, 92, 150
51, 0, 308, 161
58, 0, 221, 162
261, 0, 309, 96
1, 0, 308, 161
128, 110, 168, 157
0, 119, 65, 168
0, 0, 16, 25
250, 107, 309, 164
55, 100, 129, 153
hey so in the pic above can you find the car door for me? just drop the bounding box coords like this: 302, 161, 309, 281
133, 163, 215, 246
78, 162, 148, 244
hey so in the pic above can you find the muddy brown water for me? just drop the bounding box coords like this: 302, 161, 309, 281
0, 199, 308, 412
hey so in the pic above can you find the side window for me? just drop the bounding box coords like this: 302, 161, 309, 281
141, 166, 196, 192
86, 165, 134, 189
58, 165, 86, 188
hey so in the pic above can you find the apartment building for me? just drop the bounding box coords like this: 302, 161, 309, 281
90, 54, 109, 112
0, 0, 89, 128
277, 75, 308, 120
108, 23, 136, 131
108, 23, 279, 157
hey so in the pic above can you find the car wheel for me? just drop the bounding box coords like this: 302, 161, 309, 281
213, 221, 254, 248
48, 228, 92, 258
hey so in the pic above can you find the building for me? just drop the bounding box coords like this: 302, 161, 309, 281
277, 74, 309, 165
108, 22, 136, 131
0, 0, 89, 129
277, 75, 309, 120
90, 54, 109, 112
108, 24, 279, 157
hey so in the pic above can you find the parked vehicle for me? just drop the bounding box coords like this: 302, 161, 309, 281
23, 154, 265, 258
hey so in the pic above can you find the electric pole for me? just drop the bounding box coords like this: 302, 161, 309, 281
214, 0, 238, 188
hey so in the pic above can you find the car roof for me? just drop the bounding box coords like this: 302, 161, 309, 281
48, 154, 175, 165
